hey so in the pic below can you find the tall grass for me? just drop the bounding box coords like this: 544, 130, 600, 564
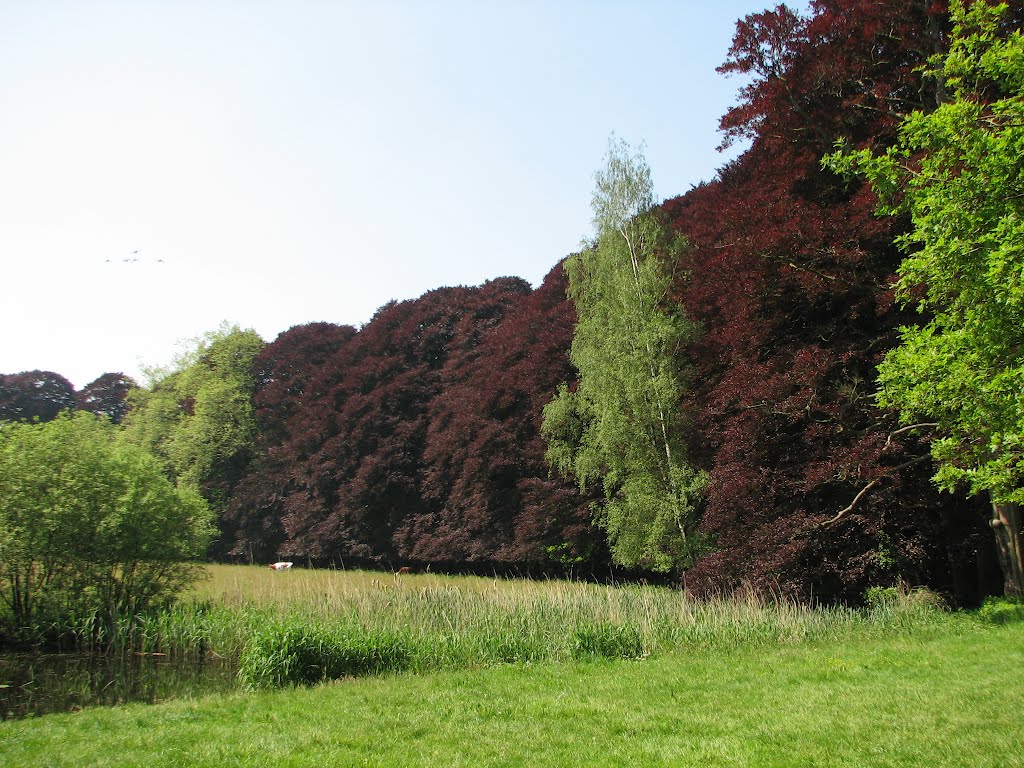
175, 565, 962, 687
9, 565, 966, 689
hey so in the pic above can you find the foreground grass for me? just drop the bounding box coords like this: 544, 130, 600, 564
3, 620, 1021, 767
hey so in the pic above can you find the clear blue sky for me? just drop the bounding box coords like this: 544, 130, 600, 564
0, 0, 809, 388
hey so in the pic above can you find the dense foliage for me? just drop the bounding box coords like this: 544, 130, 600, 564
220, 273, 595, 570
0, 370, 133, 425
0, 413, 213, 646
121, 324, 265, 556
829, 0, 1024, 595
74, 372, 136, 424
0, 371, 77, 423
5, 0, 1023, 605
658, 0, 1009, 603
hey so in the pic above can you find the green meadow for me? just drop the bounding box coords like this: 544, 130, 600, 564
2, 565, 1022, 767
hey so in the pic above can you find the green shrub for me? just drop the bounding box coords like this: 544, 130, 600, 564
977, 597, 1024, 625
0, 412, 214, 649
863, 586, 901, 610
238, 619, 412, 689
570, 622, 645, 660
487, 634, 544, 664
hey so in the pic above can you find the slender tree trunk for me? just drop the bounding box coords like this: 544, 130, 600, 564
621, 224, 675, 480
990, 498, 1024, 598
924, 0, 949, 109
626, 228, 687, 541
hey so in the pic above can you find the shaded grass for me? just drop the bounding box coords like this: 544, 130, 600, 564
2, 621, 1021, 767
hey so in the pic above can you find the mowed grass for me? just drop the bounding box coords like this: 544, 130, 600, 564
2, 620, 1022, 767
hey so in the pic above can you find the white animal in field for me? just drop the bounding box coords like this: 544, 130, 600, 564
268, 561, 293, 571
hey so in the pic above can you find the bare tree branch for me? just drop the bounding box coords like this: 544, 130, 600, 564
884, 422, 938, 449
821, 478, 882, 527
820, 456, 930, 527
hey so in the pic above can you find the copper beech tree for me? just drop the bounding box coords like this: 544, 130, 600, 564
223, 272, 595, 571
662, 0, 998, 601
829, 0, 1024, 596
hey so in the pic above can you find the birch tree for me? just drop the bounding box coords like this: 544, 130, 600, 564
542, 137, 708, 571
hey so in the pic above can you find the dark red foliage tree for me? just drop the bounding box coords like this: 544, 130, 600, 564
221, 275, 592, 570
213, 0, 1011, 601
663, 0, 998, 603
75, 372, 136, 424
217, 322, 358, 562
399, 265, 598, 569
0, 371, 76, 423
219, 270, 598, 572
280, 286, 502, 562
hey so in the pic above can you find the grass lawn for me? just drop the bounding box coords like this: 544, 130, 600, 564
2, 620, 1021, 767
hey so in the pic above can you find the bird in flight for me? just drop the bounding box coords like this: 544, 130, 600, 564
105, 249, 167, 265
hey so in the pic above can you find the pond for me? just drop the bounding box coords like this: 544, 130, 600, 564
0, 652, 238, 720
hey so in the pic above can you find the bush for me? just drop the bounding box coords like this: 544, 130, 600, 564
238, 619, 413, 689
570, 622, 645, 660
484, 634, 544, 664
977, 597, 1024, 625
0, 413, 214, 648
863, 586, 901, 610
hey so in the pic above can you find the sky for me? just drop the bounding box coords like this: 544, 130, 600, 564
0, 0, 809, 389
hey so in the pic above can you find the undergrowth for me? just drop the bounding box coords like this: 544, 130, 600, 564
186, 567, 971, 688
976, 596, 1024, 624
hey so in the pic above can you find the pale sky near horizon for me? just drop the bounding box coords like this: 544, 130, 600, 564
1, 0, 810, 389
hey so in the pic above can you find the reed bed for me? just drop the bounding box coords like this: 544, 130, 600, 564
6, 564, 956, 683
99, 564, 952, 688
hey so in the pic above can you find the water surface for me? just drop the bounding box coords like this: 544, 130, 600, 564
0, 652, 238, 720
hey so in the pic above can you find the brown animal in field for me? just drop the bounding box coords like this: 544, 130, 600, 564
268, 561, 293, 571
396, 566, 412, 574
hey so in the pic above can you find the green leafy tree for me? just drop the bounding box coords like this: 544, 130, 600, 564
826, 0, 1024, 596
124, 323, 264, 511
0, 412, 213, 644
542, 137, 708, 572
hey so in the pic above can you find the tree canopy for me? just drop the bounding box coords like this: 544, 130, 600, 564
827, 0, 1024, 595
4, 0, 1018, 604
831, 0, 1024, 504
74, 372, 136, 424
123, 324, 264, 506
0, 371, 76, 423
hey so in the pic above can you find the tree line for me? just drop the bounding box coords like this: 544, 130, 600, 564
4, 0, 1024, 607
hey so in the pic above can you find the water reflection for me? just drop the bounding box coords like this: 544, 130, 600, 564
0, 652, 238, 720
